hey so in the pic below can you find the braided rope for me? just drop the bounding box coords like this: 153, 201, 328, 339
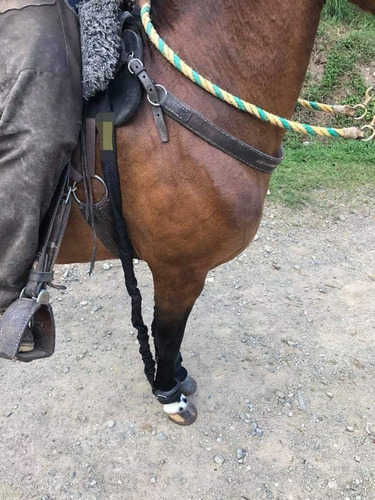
140, 2, 364, 140
297, 99, 336, 114
297, 99, 366, 119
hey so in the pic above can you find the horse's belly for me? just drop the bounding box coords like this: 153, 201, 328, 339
120, 132, 269, 269
59, 110, 270, 267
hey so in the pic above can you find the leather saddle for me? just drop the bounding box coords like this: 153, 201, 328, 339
87, 13, 143, 127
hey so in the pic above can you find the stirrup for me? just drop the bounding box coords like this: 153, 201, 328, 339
0, 294, 55, 362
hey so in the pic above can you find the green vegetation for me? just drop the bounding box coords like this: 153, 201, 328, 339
270, 1, 375, 207
270, 138, 374, 207
323, 0, 372, 24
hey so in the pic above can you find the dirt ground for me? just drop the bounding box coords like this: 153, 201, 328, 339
0, 196, 374, 500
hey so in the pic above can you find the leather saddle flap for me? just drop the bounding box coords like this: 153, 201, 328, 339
88, 28, 143, 127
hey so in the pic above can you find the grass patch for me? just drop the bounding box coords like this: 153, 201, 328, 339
270, 136, 375, 207
304, 25, 375, 102
323, 0, 375, 26
270, 5, 375, 207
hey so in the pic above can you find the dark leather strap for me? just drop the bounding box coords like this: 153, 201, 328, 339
90, 197, 120, 257
86, 117, 96, 178
73, 106, 121, 258
25, 164, 72, 299
27, 271, 54, 283
159, 91, 284, 173
73, 116, 98, 273
126, 54, 283, 173
128, 58, 169, 142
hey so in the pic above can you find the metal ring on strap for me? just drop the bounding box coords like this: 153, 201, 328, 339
72, 175, 109, 207
147, 84, 167, 106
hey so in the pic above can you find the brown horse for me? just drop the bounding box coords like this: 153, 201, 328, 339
58, 0, 375, 423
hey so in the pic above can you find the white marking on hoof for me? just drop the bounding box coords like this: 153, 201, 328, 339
163, 394, 188, 415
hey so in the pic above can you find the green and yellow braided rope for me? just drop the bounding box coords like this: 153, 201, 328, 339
298, 99, 336, 114
140, 2, 364, 140
297, 99, 344, 115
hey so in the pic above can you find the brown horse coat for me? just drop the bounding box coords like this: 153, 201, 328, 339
58, 0, 375, 405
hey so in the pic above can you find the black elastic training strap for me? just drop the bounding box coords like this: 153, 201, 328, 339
95, 109, 156, 388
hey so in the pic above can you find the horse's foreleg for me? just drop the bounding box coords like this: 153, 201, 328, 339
174, 352, 198, 395
151, 322, 197, 394
151, 267, 206, 425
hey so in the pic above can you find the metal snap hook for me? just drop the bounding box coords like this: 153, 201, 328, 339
64, 184, 77, 205
353, 103, 367, 121
363, 86, 374, 106
360, 125, 375, 142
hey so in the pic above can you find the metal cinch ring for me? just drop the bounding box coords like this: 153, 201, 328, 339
360, 125, 375, 142
72, 175, 109, 206
147, 84, 167, 107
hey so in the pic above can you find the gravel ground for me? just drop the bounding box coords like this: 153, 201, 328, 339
0, 197, 374, 500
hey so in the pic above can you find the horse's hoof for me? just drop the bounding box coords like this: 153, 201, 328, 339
168, 402, 198, 426
179, 375, 197, 396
